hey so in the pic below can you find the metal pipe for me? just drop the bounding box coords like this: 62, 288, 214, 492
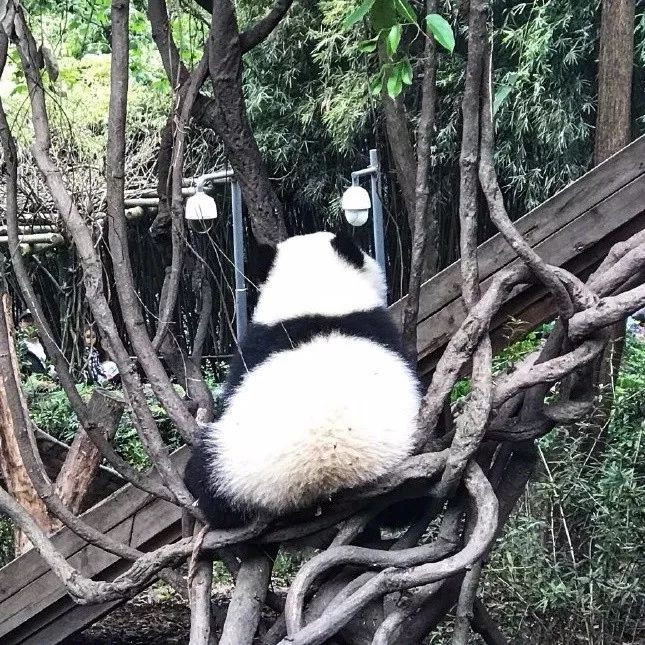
369, 149, 385, 271
194, 168, 235, 190
351, 165, 377, 181
231, 181, 248, 340
347, 151, 385, 271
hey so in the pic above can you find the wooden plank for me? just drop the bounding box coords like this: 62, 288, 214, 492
0, 497, 183, 643
15, 520, 184, 645
412, 173, 645, 371
0, 519, 134, 640
418, 210, 645, 378
19, 599, 122, 645
0, 446, 189, 605
390, 134, 645, 327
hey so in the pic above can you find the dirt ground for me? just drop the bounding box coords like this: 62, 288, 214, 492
63, 599, 192, 645
61, 582, 283, 645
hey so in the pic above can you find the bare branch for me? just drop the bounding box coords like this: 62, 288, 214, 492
417, 264, 530, 443
472, 598, 509, 645
569, 283, 645, 342
189, 527, 215, 645
6, 3, 192, 506
402, 0, 438, 359
106, 0, 200, 444
283, 463, 498, 644
452, 562, 483, 644
239, 0, 294, 53
152, 52, 209, 356
478, 39, 574, 319
219, 546, 273, 645
492, 339, 606, 408
372, 581, 443, 645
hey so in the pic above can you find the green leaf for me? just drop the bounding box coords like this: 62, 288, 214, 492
400, 57, 413, 85
426, 13, 455, 52
493, 73, 518, 114
493, 85, 512, 114
371, 0, 398, 31
387, 24, 402, 56
386, 67, 403, 98
394, 0, 416, 23
370, 73, 383, 96
358, 38, 378, 53
342, 0, 376, 30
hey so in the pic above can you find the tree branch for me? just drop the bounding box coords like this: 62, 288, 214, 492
239, 0, 294, 53
5, 2, 193, 507
283, 463, 498, 644
401, 0, 438, 359
106, 0, 200, 444
219, 546, 273, 645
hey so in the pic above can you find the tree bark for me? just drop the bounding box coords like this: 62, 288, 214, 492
594, 0, 635, 165
54, 389, 125, 514
205, 0, 287, 246
583, 0, 636, 471
0, 291, 53, 553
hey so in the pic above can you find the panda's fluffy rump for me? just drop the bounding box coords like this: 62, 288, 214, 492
202, 332, 420, 515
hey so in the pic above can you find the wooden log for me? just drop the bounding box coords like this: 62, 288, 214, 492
0, 225, 58, 235
0, 293, 53, 554
0, 233, 64, 245
54, 389, 126, 515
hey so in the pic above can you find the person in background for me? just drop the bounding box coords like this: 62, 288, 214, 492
18, 311, 52, 377
83, 324, 120, 386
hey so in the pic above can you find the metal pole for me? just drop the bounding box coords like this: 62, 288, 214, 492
369, 148, 385, 271
231, 181, 248, 339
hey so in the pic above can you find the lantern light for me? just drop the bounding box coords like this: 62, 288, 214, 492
185, 190, 218, 222
341, 185, 371, 227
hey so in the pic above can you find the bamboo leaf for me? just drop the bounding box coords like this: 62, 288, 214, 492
342, 0, 376, 31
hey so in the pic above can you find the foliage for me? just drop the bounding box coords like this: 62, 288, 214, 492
0, 516, 13, 568
342, 0, 455, 99
451, 321, 553, 402
483, 330, 645, 643
22, 376, 184, 470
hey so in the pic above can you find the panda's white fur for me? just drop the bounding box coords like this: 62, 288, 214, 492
253, 231, 387, 324
186, 232, 421, 525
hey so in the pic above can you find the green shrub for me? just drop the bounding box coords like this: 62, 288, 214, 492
483, 330, 645, 643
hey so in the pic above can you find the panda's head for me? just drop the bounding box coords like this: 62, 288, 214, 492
252, 232, 387, 325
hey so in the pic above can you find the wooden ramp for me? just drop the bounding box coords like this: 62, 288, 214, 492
1, 135, 644, 644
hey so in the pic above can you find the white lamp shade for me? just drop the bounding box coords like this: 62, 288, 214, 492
185, 192, 218, 221
341, 185, 371, 227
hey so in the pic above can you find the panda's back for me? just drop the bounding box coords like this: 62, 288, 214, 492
204, 314, 420, 515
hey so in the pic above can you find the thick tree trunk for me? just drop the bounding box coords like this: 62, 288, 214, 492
591, 0, 635, 421
205, 0, 287, 246
54, 389, 125, 514
594, 0, 635, 165
0, 292, 53, 554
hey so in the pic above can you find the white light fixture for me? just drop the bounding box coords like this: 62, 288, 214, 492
341, 185, 371, 227
185, 190, 218, 222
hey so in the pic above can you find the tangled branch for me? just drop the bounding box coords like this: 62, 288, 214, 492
0, 1, 643, 644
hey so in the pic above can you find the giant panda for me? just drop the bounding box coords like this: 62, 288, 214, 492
184, 231, 421, 529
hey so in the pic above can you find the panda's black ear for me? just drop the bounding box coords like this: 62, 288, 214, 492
331, 232, 364, 270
